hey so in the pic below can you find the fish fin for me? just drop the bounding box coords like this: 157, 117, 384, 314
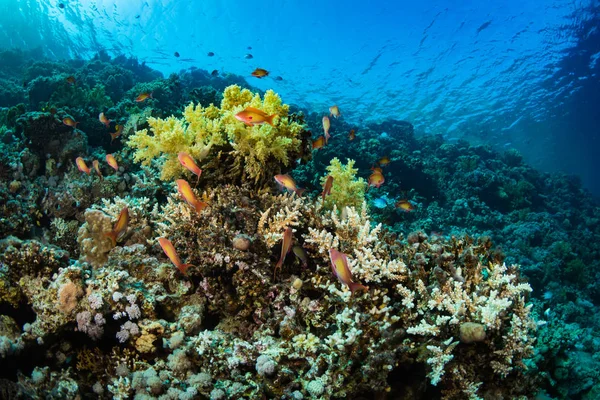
104, 231, 117, 247
266, 114, 277, 126
348, 282, 369, 295
178, 263, 194, 275
274, 259, 283, 279
295, 188, 305, 197
149, 92, 153, 99
195, 172, 201, 188
195, 201, 209, 213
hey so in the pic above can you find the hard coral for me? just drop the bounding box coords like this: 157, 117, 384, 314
127, 84, 308, 187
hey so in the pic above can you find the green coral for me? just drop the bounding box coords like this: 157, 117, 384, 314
127, 84, 305, 186
320, 158, 367, 211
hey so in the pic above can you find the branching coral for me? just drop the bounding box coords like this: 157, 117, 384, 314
127, 84, 308, 187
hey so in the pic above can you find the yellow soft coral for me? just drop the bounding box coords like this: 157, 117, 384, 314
320, 158, 367, 211
127, 85, 305, 185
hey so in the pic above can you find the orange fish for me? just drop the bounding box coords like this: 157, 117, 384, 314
110, 124, 123, 143
92, 160, 103, 180
176, 179, 208, 213
370, 166, 383, 174
251, 68, 269, 78
99, 112, 110, 127
63, 117, 78, 128
135, 92, 153, 102
329, 248, 368, 294
66, 76, 76, 85
395, 199, 415, 212
106, 154, 119, 171
75, 157, 90, 174
312, 136, 326, 150
274, 227, 293, 277
368, 172, 385, 189
378, 156, 391, 167
178, 152, 202, 186
235, 107, 276, 127
322, 116, 331, 143
321, 175, 333, 202
329, 105, 341, 119
348, 129, 355, 141
158, 237, 194, 275
274, 174, 305, 196
104, 207, 129, 247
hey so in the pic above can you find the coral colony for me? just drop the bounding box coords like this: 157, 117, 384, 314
0, 50, 599, 399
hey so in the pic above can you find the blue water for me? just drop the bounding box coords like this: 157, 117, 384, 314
1, 0, 599, 195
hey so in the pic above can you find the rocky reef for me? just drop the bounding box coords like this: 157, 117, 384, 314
0, 49, 599, 399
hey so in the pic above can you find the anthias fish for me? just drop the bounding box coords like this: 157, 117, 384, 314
66, 76, 76, 85
106, 154, 119, 171
322, 116, 331, 142
135, 92, 153, 102
105, 207, 129, 247
75, 157, 90, 174
110, 124, 123, 143
378, 156, 391, 166
178, 152, 202, 186
63, 117, 78, 128
274, 227, 293, 277
395, 199, 415, 212
99, 112, 110, 127
322, 175, 333, 202
368, 172, 385, 189
158, 237, 194, 275
274, 174, 305, 196
92, 160, 103, 180
312, 136, 326, 150
251, 68, 269, 78
329, 105, 341, 118
348, 129, 356, 141
235, 107, 276, 127
176, 179, 208, 213
328, 248, 368, 294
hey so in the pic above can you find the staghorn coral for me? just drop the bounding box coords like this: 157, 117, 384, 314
127, 84, 308, 187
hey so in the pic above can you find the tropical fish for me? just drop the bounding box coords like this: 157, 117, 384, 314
274, 227, 293, 277
235, 107, 276, 127
245, 54, 253, 59
348, 129, 355, 141
321, 175, 333, 202
329, 105, 341, 119
211, 70, 219, 77
378, 156, 391, 167
368, 172, 385, 189
372, 197, 387, 209
106, 154, 119, 171
274, 174, 305, 196
207, 52, 215, 57
292, 245, 308, 268
105, 207, 129, 247
135, 92, 153, 102
110, 124, 123, 143
312, 136, 326, 150
158, 237, 194, 275
370, 166, 383, 174
328, 248, 368, 294
63, 117, 78, 128
395, 199, 415, 212
176, 179, 208, 213
274, 76, 283, 81
92, 160, 103, 180
178, 152, 202, 186
99, 112, 110, 127
251, 68, 269, 78
174, 51, 180, 57
322, 116, 331, 143
66, 76, 76, 85
75, 157, 90, 174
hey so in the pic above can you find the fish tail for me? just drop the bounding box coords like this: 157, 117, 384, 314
178, 263, 194, 275
194, 201, 208, 213
348, 282, 369, 295
266, 114, 277, 126
104, 231, 117, 247
295, 188, 306, 197
195, 171, 201, 187
274, 259, 283, 279
149, 92, 153, 99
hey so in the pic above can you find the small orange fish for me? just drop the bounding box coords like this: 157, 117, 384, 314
322, 116, 331, 143
66, 76, 76, 85
106, 154, 119, 171
312, 136, 326, 150
178, 152, 202, 186
75, 157, 90, 174
110, 124, 123, 143
321, 175, 333, 202
99, 112, 110, 127
348, 129, 355, 141
135, 92, 153, 102
158, 237, 194, 275
370, 166, 383, 174
329, 248, 368, 294
235, 107, 276, 127
274, 174, 305, 196
274, 227, 293, 277
104, 207, 129, 247
378, 156, 391, 167
395, 199, 415, 212
176, 179, 208, 213
368, 172, 385, 189
251, 68, 269, 78
63, 117, 78, 128
92, 160, 103, 180
329, 105, 341, 119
